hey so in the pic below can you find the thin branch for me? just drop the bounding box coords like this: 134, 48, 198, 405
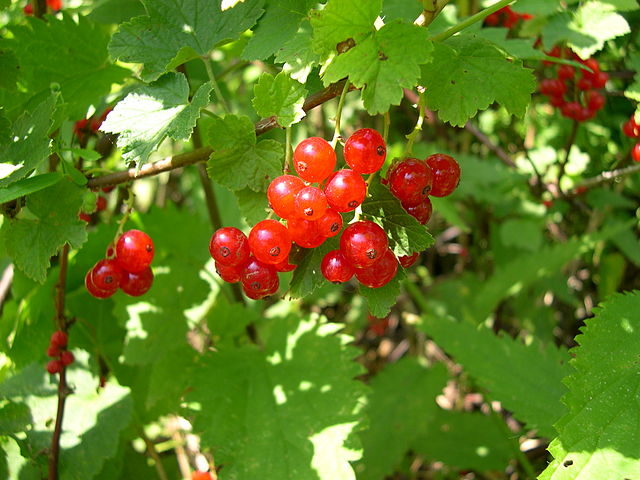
87, 80, 355, 189
0, 264, 14, 314
330, 79, 351, 147
202, 56, 231, 114
464, 122, 517, 168
48, 244, 70, 480
141, 431, 169, 480
416, 0, 453, 27
565, 163, 640, 197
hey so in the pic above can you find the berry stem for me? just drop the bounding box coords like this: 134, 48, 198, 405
111, 187, 135, 249
331, 79, 351, 148
48, 243, 70, 480
557, 119, 580, 193
403, 91, 426, 158
139, 427, 169, 480
430, 0, 514, 42
418, 0, 453, 27
284, 126, 292, 173
202, 56, 230, 115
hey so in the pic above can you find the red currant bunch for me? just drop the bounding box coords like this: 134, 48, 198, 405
45, 330, 74, 375
622, 114, 640, 162
85, 229, 155, 299
539, 47, 608, 122
211, 128, 388, 299
484, 5, 532, 29
73, 107, 112, 143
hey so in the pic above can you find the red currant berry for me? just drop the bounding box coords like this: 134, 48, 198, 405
46, 360, 63, 375
47, 345, 61, 357
90, 259, 124, 291
241, 258, 278, 295
560, 102, 582, 119
539, 78, 566, 97
317, 208, 343, 238
426, 154, 460, 198
267, 175, 305, 219
293, 137, 336, 183
243, 286, 267, 300
623, 119, 639, 138
192, 471, 214, 480
343, 128, 387, 174
484, 12, 499, 25
585, 90, 605, 111
592, 71, 608, 89
387, 158, 433, 207
632, 143, 640, 163
340, 221, 389, 268
85, 271, 116, 299
274, 257, 297, 272
50, 331, 68, 348
287, 217, 319, 245
405, 198, 433, 224
294, 186, 328, 221
215, 261, 243, 283
549, 95, 566, 107
60, 351, 75, 366
79, 213, 91, 223
321, 250, 355, 283
23, 3, 33, 14
120, 267, 154, 297
399, 252, 419, 268
557, 64, 575, 80
581, 57, 600, 74
116, 229, 154, 273
96, 196, 107, 212
248, 219, 292, 265
209, 227, 250, 267
324, 169, 367, 212
355, 248, 398, 288
102, 185, 115, 193
577, 76, 592, 91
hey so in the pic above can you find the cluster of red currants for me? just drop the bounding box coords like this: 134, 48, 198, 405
46, 331, 74, 374
85, 229, 155, 299
622, 114, 640, 162
484, 5, 532, 28
23, 0, 61, 14
210, 129, 387, 299
539, 47, 607, 122
73, 107, 112, 143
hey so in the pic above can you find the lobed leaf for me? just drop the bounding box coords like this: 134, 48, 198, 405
252, 71, 307, 127
421, 34, 536, 127
100, 72, 211, 169
540, 291, 640, 479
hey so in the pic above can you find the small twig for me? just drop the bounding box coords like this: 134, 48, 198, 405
403, 91, 426, 158
34, 0, 46, 18
463, 121, 517, 168
0, 264, 14, 314
416, 0, 453, 27
87, 80, 356, 189
284, 126, 292, 173
202, 56, 230, 114
556, 120, 579, 192
141, 431, 169, 480
48, 244, 70, 480
331, 79, 351, 147
564, 163, 640, 197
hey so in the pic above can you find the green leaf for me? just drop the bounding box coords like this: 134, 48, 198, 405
275, 21, 320, 83
289, 237, 339, 299
358, 358, 448, 480
419, 315, 572, 438
1, 179, 87, 283
310, 0, 381, 56
361, 178, 434, 257
421, 34, 536, 127
4, 15, 129, 119
540, 291, 640, 480
0, 402, 32, 435
206, 114, 284, 192
100, 73, 212, 168
624, 52, 640, 102
323, 21, 433, 114
109, 0, 264, 82
234, 188, 269, 225
0, 94, 56, 188
0, 363, 133, 480
499, 218, 543, 252
382, 0, 423, 22
413, 409, 516, 472
188, 317, 367, 480
243, 0, 316, 61
252, 71, 307, 127
473, 27, 545, 60
360, 268, 405, 317
0, 173, 63, 204
0, 49, 19, 91
542, 2, 630, 58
